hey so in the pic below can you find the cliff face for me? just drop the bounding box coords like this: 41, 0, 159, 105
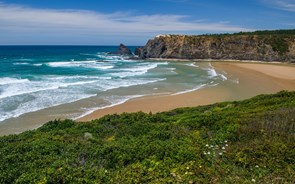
139, 34, 295, 62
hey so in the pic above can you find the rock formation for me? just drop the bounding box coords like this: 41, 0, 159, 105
110, 43, 132, 55
134, 47, 143, 56
136, 34, 295, 62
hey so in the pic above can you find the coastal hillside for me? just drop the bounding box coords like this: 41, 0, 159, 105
138, 30, 295, 62
0, 91, 294, 183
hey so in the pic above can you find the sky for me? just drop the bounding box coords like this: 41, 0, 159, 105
0, 0, 294, 45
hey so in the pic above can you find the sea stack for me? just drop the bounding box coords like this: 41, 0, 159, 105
110, 43, 132, 55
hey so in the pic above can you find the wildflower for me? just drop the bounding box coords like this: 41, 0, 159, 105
222, 147, 225, 150
255, 165, 259, 168
204, 151, 207, 155
186, 167, 190, 170
224, 140, 228, 143
225, 144, 228, 147
207, 151, 211, 155
219, 152, 223, 155
210, 145, 214, 148
251, 178, 256, 182
205, 144, 209, 147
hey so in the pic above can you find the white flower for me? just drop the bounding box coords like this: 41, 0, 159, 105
255, 165, 259, 168
205, 144, 209, 147
225, 144, 228, 147
251, 178, 256, 182
222, 147, 225, 150
224, 140, 228, 143
219, 152, 223, 155
207, 151, 211, 155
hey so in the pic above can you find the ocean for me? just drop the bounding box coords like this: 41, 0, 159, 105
0, 46, 228, 124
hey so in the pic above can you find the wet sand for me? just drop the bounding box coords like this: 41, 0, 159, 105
78, 62, 295, 121
1, 62, 295, 136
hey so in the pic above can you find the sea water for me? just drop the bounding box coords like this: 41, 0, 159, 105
0, 46, 228, 124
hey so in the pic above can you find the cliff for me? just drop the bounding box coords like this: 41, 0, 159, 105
138, 32, 295, 62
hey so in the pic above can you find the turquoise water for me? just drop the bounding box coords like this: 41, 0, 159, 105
0, 46, 227, 123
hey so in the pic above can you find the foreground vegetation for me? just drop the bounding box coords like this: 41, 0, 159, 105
0, 91, 295, 183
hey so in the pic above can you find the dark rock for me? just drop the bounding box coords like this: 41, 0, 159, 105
110, 43, 132, 55
128, 56, 141, 60
134, 47, 143, 56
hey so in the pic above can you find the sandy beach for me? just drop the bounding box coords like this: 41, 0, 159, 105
0, 61, 294, 136
78, 62, 295, 121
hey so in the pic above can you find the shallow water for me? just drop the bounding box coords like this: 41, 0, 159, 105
0, 46, 228, 125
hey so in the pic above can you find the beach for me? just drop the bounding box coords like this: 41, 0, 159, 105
0, 61, 294, 136
78, 62, 295, 121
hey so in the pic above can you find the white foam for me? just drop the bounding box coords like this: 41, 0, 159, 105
0, 77, 30, 85
157, 62, 169, 65
206, 63, 228, 81
220, 74, 228, 81
172, 84, 207, 95
13, 62, 30, 65
0, 91, 96, 122
13, 58, 34, 62
47, 60, 114, 70
208, 68, 218, 77
73, 95, 145, 120
12, 62, 43, 67
93, 65, 114, 70
32, 64, 43, 66
0, 78, 100, 99
112, 63, 159, 78
0, 73, 166, 122
99, 78, 166, 91
167, 68, 176, 71
185, 63, 199, 67
96, 53, 127, 62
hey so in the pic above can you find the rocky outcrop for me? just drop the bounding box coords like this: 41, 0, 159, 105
110, 43, 132, 55
134, 47, 143, 56
137, 34, 295, 62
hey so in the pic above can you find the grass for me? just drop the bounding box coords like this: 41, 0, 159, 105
0, 91, 294, 183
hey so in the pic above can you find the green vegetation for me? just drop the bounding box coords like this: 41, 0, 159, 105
0, 91, 295, 183
234, 29, 295, 36
203, 29, 295, 37
268, 36, 290, 55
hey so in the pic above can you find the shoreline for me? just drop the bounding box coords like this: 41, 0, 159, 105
146, 58, 295, 64
1, 61, 295, 136
77, 61, 295, 122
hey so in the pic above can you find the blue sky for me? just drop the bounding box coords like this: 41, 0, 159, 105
0, 0, 294, 45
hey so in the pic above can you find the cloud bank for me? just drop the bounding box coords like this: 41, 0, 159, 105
0, 2, 250, 44
264, 0, 295, 12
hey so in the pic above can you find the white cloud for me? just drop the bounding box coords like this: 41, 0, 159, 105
0, 2, 251, 44
263, 0, 295, 12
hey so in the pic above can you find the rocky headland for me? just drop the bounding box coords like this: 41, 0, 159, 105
136, 30, 295, 62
